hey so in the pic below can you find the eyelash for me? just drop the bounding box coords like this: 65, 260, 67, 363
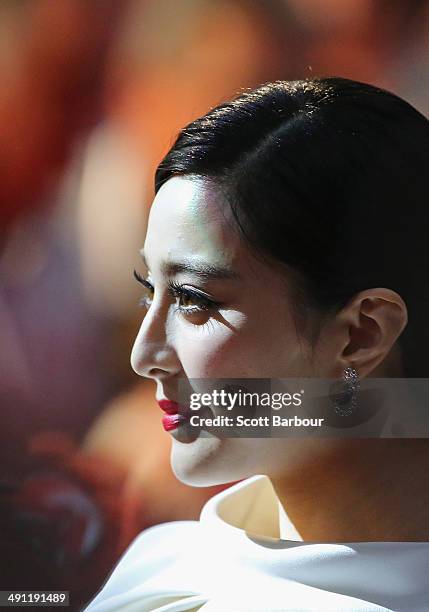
133, 270, 221, 316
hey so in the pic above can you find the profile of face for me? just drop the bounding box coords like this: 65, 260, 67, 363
131, 176, 406, 486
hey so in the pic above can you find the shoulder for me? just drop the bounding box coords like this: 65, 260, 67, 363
118, 520, 200, 563
85, 520, 200, 610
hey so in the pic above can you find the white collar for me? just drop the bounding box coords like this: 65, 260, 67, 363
201, 474, 302, 542
86, 475, 429, 611
198, 474, 429, 609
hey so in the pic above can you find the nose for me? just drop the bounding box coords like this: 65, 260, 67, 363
131, 302, 181, 381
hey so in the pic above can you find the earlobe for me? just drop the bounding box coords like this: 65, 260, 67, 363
338, 289, 408, 378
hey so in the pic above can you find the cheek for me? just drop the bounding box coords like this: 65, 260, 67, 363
175, 309, 300, 378
176, 318, 248, 378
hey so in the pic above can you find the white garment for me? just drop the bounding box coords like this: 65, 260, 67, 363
84, 475, 429, 611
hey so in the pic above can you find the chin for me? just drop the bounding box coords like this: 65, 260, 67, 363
170, 436, 262, 487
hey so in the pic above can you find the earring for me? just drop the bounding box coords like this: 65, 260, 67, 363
332, 366, 360, 416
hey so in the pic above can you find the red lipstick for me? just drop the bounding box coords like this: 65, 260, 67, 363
162, 413, 187, 431
158, 399, 180, 415
158, 399, 189, 431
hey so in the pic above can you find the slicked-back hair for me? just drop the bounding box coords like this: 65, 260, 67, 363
155, 78, 429, 376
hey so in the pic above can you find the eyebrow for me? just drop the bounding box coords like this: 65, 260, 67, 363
140, 250, 240, 281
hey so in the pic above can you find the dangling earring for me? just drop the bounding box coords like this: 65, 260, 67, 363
332, 366, 360, 416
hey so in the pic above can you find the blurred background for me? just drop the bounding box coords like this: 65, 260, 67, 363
0, 0, 428, 609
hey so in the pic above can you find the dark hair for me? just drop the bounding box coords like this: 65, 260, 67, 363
155, 77, 429, 377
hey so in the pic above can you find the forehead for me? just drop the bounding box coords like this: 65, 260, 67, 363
144, 176, 243, 270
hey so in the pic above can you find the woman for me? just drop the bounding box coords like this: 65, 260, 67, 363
85, 78, 429, 611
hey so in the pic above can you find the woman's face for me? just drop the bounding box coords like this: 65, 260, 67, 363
131, 176, 334, 485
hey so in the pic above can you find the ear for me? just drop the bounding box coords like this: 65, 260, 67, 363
320, 288, 408, 378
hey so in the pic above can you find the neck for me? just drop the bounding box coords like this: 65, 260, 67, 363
271, 438, 429, 542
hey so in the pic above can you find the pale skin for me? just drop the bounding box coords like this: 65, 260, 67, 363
131, 175, 429, 542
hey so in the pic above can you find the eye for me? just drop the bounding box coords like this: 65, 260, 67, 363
133, 270, 222, 316
134, 269, 154, 308
168, 280, 221, 315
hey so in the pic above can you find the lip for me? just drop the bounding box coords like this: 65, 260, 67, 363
157, 399, 180, 415
162, 413, 188, 432
157, 398, 191, 432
